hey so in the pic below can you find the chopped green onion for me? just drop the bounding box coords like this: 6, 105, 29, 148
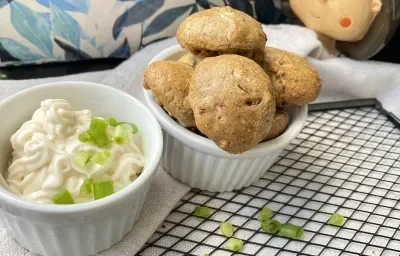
78, 131, 92, 143
80, 178, 94, 195
261, 219, 281, 234
89, 130, 110, 147
279, 223, 304, 239
193, 206, 211, 218
113, 125, 130, 144
328, 213, 344, 226
104, 117, 117, 127
258, 208, 272, 221
53, 188, 75, 204
220, 222, 234, 237
73, 150, 92, 167
225, 238, 243, 252
90, 118, 108, 131
93, 181, 114, 200
91, 150, 111, 165
117, 122, 138, 134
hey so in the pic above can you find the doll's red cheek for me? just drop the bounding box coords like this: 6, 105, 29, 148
340, 17, 352, 28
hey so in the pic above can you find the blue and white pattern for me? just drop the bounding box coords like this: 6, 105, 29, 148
0, 0, 287, 66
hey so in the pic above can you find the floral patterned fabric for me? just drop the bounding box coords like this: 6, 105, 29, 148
0, 0, 287, 66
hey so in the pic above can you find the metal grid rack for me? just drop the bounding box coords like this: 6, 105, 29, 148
139, 100, 400, 256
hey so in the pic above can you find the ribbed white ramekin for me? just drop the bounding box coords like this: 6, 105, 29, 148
144, 45, 308, 192
0, 82, 163, 256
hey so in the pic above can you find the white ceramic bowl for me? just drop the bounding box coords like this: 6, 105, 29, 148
0, 82, 163, 256
144, 45, 308, 192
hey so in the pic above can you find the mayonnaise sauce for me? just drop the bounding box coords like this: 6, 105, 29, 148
6, 99, 144, 204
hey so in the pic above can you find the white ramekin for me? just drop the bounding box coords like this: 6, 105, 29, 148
144, 45, 308, 192
0, 82, 163, 256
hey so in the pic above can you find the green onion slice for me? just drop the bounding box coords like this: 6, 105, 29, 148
328, 213, 344, 226
79, 118, 136, 147
258, 208, 272, 221
220, 222, 234, 237
193, 206, 211, 218
78, 131, 92, 143
261, 219, 281, 234
225, 238, 243, 252
53, 188, 75, 204
279, 223, 304, 239
73, 150, 92, 167
117, 122, 138, 134
91, 150, 111, 165
113, 125, 130, 144
89, 130, 110, 147
80, 178, 94, 196
90, 118, 108, 131
104, 117, 117, 127
93, 181, 114, 200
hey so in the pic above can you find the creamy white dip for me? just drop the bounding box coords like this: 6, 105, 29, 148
6, 99, 144, 204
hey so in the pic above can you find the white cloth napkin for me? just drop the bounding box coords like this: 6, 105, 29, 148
1, 24, 399, 256
0, 41, 191, 256
102, 24, 400, 119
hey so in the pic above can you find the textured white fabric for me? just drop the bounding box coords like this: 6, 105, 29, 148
0, 71, 109, 101
102, 24, 400, 120
262, 24, 400, 119
1, 24, 399, 256
0, 40, 190, 256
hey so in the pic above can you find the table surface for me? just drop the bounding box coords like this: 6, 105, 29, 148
139, 103, 400, 256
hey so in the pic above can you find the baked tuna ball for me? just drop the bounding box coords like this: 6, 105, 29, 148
177, 7, 266, 57
144, 61, 196, 127
262, 47, 321, 107
189, 55, 276, 154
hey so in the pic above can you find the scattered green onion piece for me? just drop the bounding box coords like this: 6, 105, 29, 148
90, 118, 108, 131
193, 206, 211, 218
261, 219, 281, 234
73, 150, 92, 167
93, 181, 114, 200
113, 125, 130, 144
117, 122, 138, 134
0, 74, 7, 79
220, 222, 234, 238
104, 117, 118, 127
279, 223, 304, 239
328, 213, 344, 226
224, 238, 243, 252
91, 150, 112, 165
89, 130, 110, 147
78, 131, 92, 143
80, 178, 94, 196
258, 208, 272, 221
53, 188, 75, 204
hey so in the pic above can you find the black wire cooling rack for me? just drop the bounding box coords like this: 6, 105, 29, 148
139, 99, 400, 256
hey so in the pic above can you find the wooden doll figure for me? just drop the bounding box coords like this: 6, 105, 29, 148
289, 0, 382, 58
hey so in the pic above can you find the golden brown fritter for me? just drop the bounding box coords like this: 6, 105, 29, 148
189, 55, 276, 154
178, 51, 217, 68
263, 109, 289, 142
177, 7, 267, 56
144, 60, 196, 127
262, 47, 322, 107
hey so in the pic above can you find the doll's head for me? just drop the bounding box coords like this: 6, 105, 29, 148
289, 0, 382, 41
